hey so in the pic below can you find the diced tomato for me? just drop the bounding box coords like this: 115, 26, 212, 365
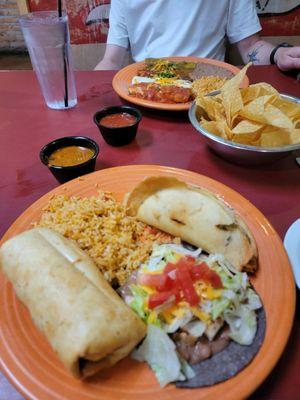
207, 266, 223, 289
164, 262, 177, 274
191, 262, 223, 289
138, 273, 166, 289
142, 256, 222, 310
185, 255, 197, 263
176, 267, 199, 306
176, 256, 195, 271
190, 262, 208, 280
155, 273, 177, 291
139, 273, 175, 291
148, 290, 176, 309
208, 271, 223, 289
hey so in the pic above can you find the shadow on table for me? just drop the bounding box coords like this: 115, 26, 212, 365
191, 144, 299, 186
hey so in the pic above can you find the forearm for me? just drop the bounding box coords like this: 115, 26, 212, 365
237, 35, 274, 65
95, 58, 122, 71
94, 44, 127, 70
237, 34, 300, 71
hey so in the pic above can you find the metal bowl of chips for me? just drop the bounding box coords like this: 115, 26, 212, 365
189, 93, 300, 166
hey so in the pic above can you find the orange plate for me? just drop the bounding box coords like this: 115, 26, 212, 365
112, 57, 249, 111
0, 165, 295, 400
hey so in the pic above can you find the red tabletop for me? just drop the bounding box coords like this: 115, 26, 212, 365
0, 66, 299, 399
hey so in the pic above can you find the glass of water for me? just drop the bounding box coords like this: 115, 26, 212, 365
19, 11, 77, 110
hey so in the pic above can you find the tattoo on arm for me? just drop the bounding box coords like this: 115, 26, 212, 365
247, 44, 263, 64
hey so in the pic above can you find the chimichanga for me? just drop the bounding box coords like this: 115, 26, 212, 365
0, 227, 146, 378
125, 176, 258, 272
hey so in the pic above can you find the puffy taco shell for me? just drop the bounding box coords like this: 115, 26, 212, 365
125, 176, 257, 272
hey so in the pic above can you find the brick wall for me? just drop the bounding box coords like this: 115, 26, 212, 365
0, 0, 25, 51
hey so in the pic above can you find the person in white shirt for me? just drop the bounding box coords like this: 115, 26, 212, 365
95, 0, 300, 72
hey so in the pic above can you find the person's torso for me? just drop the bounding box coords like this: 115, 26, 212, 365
123, 0, 230, 61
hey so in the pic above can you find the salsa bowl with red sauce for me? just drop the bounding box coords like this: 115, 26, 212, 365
93, 105, 142, 146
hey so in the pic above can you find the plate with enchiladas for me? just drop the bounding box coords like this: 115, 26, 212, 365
0, 165, 295, 400
112, 57, 249, 111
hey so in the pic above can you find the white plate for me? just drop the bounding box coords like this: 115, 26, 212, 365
284, 218, 300, 289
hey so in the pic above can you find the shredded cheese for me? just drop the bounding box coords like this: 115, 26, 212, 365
190, 307, 211, 323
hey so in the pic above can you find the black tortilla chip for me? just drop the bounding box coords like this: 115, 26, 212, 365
176, 307, 266, 388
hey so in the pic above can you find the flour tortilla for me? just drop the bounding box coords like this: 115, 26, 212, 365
125, 176, 258, 272
0, 227, 146, 378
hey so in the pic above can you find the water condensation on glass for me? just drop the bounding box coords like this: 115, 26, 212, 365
19, 11, 77, 110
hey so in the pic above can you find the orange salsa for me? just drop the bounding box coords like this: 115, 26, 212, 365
48, 146, 94, 167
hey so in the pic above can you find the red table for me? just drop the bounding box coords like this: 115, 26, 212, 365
0, 66, 299, 399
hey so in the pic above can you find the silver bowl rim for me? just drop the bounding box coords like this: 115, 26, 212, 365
188, 93, 300, 154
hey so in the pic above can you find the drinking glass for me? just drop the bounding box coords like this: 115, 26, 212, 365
19, 11, 77, 110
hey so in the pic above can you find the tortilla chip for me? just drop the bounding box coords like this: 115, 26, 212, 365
272, 97, 300, 123
221, 63, 251, 94
232, 119, 263, 134
241, 83, 279, 105
193, 67, 300, 148
240, 97, 294, 130
201, 119, 231, 140
231, 120, 263, 145
258, 127, 291, 147
196, 96, 226, 122
221, 63, 251, 127
223, 90, 243, 128
290, 129, 300, 144
232, 133, 261, 146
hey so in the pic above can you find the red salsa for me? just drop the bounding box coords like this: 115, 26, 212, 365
100, 112, 137, 128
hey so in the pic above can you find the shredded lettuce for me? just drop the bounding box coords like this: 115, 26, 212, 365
218, 269, 244, 291
127, 243, 262, 368
129, 285, 149, 321
205, 253, 237, 274
161, 243, 202, 258
163, 309, 193, 333
247, 288, 262, 310
205, 318, 223, 341
224, 305, 257, 345
222, 289, 236, 300
200, 299, 212, 314
178, 357, 196, 380
194, 254, 262, 347
211, 297, 231, 320
183, 320, 206, 337
132, 324, 192, 387
142, 243, 202, 273
144, 255, 165, 272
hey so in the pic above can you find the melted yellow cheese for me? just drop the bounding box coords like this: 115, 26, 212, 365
148, 311, 158, 324
140, 285, 156, 295
161, 305, 186, 324
190, 307, 211, 323
206, 286, 222, 300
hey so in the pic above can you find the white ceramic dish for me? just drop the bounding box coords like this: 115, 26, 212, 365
284, 218, 300, 289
